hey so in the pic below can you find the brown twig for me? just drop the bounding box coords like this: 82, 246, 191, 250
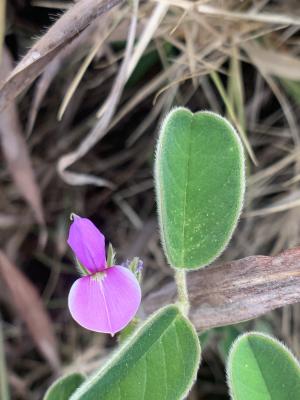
0, 0, 124, 111
144, 247, 300, 331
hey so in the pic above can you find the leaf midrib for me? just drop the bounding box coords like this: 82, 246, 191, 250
73, 309, 180, 398
247, 339, 272, 400
180, 116, 193, 266
112, 316, 180, 384
114, 320, 185, 400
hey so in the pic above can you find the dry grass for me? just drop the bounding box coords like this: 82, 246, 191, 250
1, 0, 300, 398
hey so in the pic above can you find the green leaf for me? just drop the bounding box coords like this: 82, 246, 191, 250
155, 108, 245, 269
44, 373, 86, 400
227, 332, 300, 400
70, 305, 201, 400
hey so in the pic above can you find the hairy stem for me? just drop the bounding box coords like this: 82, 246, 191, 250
174, 270, 190, 316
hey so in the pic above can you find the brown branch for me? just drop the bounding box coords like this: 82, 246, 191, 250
144, 247, 300, 331
0, 0, 123, 111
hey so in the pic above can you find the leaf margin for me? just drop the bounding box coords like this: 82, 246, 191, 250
44, 372, 86, 400
226, 331, 300, 400
70, 304, 201, 400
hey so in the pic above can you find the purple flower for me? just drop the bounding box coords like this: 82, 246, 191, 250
67, 215, 141, 336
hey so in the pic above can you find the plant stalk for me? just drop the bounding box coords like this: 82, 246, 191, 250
174, 269, 190, 317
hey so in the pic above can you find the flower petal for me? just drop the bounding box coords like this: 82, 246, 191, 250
68, 266, 141, 335
67, 215, 106, 273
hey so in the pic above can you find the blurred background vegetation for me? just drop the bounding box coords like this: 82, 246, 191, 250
0, 0, 300, 399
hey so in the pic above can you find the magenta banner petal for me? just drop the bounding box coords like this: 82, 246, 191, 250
67, 215, 106, 273
68, 266, 141, 335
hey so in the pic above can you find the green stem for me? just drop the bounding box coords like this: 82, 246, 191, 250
174, 270, 190, 316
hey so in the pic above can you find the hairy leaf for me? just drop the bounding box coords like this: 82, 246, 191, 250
227, 332, 300, 400
70, 305, 200, 400
155, 108, 245, 269
44, 373, 85, 400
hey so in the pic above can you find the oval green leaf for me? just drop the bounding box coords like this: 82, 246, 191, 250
44, 372, 86, 400
155, 108, 245, 269
70, 305, 201, 400
227, 332, 300, 400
